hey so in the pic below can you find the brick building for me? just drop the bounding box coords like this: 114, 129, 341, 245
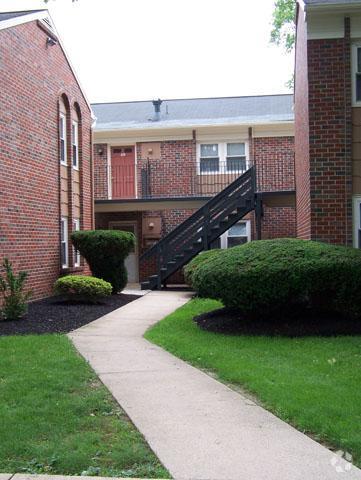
295, 0, 361, 246
0, 10, 94, 300
93, 96, 296, 283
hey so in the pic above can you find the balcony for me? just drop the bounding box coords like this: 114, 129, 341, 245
108, 161, 250, 201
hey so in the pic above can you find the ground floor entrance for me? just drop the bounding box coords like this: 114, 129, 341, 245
109, 221, 138, 283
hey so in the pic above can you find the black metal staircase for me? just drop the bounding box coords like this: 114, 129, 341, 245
140, 167, 256, 290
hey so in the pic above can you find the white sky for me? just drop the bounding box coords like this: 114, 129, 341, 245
0, 0, 294, 103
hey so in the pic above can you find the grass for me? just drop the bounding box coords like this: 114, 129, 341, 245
0, 335, 168, 478
145, 298, 361, 467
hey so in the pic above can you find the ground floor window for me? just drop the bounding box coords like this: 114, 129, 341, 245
353, 197, 361, 247
73, 218, 80, 266
61, 217, 68, 268
211, 220, 251, 249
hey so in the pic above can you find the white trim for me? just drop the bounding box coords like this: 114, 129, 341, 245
107, 144, 112, 200
352, 43, 361, 107
60, 217, 68, 268
0, 10, 48, 31
353, 195, 361, 247
196, 141, 249, 175
59, 113, 67, 165
73, 218, 81, 267
72, 120, 79, 169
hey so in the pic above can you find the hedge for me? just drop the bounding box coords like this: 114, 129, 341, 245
191, 239, 361, 318
71, 230, 135, 293
184, 249, 221, 286
54, 275, 112, 303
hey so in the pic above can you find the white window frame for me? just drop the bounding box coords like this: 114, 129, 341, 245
72, 120, 79, 169
353, 196, 361, 247
60, 217, 68, 268
73, 218, 80, 267
197, 142, 249, 175
219, 220, 251, 249
59, 114, 67, 165
352, 44, 361, 106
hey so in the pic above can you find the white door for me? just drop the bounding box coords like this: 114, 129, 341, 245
109, 223, 138, 283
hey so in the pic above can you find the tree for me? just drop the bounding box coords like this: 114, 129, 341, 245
270, 0, 296, 53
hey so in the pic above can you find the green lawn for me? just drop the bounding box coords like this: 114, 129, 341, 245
0, 335, 168, 478
145, 298, 361, 467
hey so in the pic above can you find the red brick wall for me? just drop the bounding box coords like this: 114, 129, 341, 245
94, 144, 108, 199
261, 206, 296, 239
254, 136, 295, 192
137, 140, 197, 198
295, 12, 352, 245
294, 5, 311, 240
0, 21, 93, 300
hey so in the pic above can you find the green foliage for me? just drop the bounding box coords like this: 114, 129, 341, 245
191, 239, 361, 318
270, 0, 296, 53
0, 258, 32, 321
184, 249, 221, 287
0, 335, 168, 477
54, 275, 112, 303
71, 230, 135, 293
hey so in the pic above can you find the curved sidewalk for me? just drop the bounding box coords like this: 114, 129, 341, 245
69, 291, 361, 480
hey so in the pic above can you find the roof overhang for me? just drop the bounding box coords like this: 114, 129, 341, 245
94, 118, 294, 134
302, 0, 361, 14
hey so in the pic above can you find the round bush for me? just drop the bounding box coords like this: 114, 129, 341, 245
184, 249, 221, 287
54, 275, 112, 303
191, 239, 361, 319
71, 230, 135, 293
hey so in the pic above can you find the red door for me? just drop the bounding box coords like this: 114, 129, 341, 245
111, 146, 135, 198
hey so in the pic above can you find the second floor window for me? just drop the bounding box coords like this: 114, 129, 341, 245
352, 45, 361, 104
199, 142, 247, 174
59, 114, 67, 165
72, 121, 79, 169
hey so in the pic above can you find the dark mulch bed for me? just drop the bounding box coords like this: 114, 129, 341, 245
194, 306, 361, 337
0, 294, 140, 336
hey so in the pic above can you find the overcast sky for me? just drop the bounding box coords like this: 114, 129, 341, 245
1, 0, 294, 103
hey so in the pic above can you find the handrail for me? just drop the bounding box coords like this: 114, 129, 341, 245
140, 166, 255, 261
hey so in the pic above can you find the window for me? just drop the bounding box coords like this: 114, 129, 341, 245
226, 143, 247, 173
60, 217, 68, 268
72, 120, 79, 169
353, 197, 361, 247
59, 114, 67, 165
226, 222, 250, 247
198, 142, 247, 174
211, 220, 251, 249
200, 144, 219, 173
73, 218, 80, 266
353, 45, 361, 104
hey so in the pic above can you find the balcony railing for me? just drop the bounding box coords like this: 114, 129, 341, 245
108, 161, 250, 200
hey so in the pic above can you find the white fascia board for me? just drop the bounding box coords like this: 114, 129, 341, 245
93, 117, 295, 133
0, 10, 48, 31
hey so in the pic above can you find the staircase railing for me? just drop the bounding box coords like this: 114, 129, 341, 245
140, 166, 256, 287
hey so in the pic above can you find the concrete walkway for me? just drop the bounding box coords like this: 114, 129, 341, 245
70, 291, 361, 480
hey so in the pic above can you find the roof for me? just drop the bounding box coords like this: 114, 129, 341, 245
304, 0, 361, 5
0, 10, 45, 22
92, 94, 294, 131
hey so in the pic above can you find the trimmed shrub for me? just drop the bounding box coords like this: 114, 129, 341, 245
0, 258, 32, 320
54, 275, 112, 303
184, 249, 221, 287
191, 239, 361, 319
71, 230, 135, 293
